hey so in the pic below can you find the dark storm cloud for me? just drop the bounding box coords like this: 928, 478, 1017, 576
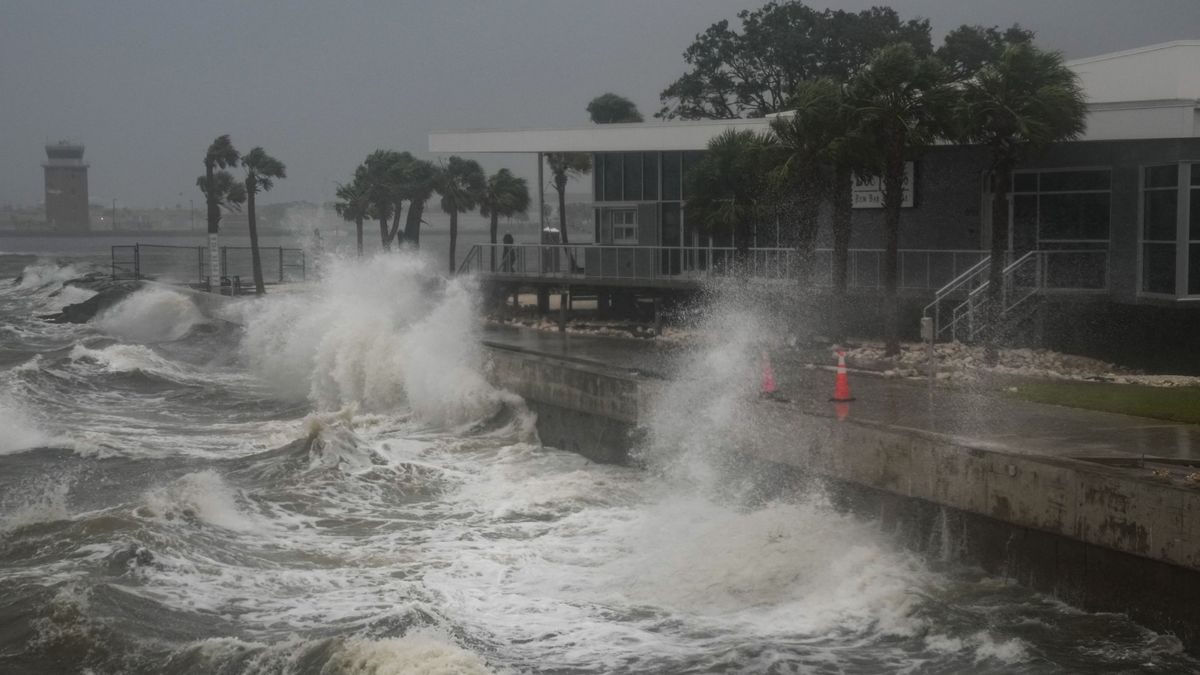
1, 0, 1197, 207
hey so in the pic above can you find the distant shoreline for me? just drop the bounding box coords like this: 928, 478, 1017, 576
0, 229, 303, 238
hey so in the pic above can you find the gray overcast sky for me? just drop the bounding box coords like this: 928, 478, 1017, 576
2, 0, 1198, 208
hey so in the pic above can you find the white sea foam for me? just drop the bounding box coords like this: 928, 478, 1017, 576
1, 475, 71, 532
241, 254, 518, 427
95, 287, 206, 343
0, 394, 56, 454
139, 470, 257, 532
14, 261, 86, 291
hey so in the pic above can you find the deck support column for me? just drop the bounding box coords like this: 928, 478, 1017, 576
558, 289, 568, 333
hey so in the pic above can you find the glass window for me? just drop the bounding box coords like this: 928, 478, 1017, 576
662, 152, 681, 201
1013, 194, 1038, 250
643, 152, 658, 200
1145, 164, 1178, 189
1191, 244, 1200, 295
682, 151, 704, 200
1040, 170, 1110, 192
1143, 189, 1177, 241
1191, 186, 1200, 240
1013, 172, 1038, 192
1192, 163, 1200, 186
1039, 192, 1110, 241
611, 209, 637, 244
603, 152, 622, 202
623, 153, 642, 201
592, 155, 603, 200
1142, 243, 1176, 294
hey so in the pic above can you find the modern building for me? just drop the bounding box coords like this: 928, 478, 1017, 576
431, 40, 1200, 368
43, 141, 90, 231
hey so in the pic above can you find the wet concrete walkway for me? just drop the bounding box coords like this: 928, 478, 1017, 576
481, 324, 1200, 463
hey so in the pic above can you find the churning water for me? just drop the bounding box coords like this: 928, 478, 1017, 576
0, 250, 1196, 674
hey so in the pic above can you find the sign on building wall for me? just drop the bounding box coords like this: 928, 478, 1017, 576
852, 162, 915, 209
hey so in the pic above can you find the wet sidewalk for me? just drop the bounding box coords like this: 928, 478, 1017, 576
481, 324, 1200, 462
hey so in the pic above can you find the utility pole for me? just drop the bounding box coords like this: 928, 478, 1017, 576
112, 198, 117, 230
190, 199, 194, 232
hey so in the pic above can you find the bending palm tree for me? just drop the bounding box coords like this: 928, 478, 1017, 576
545, 153, 591, 245
479, 169, 530, 271
334, 177, 370, 258
848, 44, 953, 355
957, 42, 1086, 363
434, 156, 486, 275
242, 147, 287, 295
685, 129, 773, 268
201, 135, 241, 291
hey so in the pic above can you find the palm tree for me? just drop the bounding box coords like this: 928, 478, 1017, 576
201, 135, 241, 290
848, 43, 954, 355
241, 147, 286, 295
544, 153, 591, 245
684, 129, 774, 267
360, 150, 404, 251
334, 177, 370, 258
399, 157, 437, 248
434, 156, 486, 275
772, 79, 871, 336
957, 42, 1086, 363
479, 169, 531, 270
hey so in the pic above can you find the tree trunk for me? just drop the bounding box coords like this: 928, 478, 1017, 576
985, 159, 1012, 365
355, 217, 363, 258
831, 164, 854, 341
387, 207, 403, 248
489, 211, 499, 272
448, 211, 458, 275
246, 180, 266, 296
404, 200, 425, 248
882, 148, 904, 356
555, 175, 569, 245
205, 161, 218, 235
379, 215, 390, 252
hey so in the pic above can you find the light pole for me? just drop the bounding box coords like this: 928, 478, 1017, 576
190, 199, 194, 232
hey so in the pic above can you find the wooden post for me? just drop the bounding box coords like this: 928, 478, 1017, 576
558, 290, 568, 333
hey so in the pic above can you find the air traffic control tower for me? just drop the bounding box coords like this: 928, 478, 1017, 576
43, 141, 90, 231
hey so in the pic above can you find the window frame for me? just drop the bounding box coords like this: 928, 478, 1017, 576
1136, 161, 1200, 299
610, 208, 638, 245
1010, 167, 1112, 246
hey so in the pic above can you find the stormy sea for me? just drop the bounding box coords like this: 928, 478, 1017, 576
1, 249, 1198, 674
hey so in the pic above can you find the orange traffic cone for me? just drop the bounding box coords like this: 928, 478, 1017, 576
760, 351, 777, 397
834, 401, 850, 422
830, 350, 855, 402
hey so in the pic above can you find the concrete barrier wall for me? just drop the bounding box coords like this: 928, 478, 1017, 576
485, 344, 1200, 648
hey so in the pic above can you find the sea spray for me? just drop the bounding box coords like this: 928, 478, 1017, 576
240, 253, 517, 427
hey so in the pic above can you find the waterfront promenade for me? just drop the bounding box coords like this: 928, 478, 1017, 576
482, 324, 1200, 464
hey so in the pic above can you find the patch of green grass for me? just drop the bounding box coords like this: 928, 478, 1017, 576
1007, 381, 1200, 424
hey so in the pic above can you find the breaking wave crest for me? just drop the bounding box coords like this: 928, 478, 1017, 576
95, 287, 207, 343
241, 254, 518, 427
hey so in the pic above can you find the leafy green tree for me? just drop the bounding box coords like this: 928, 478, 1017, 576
587, 93, 644, 123
685, 129, 774, 265
658, 2, 931, 119
334, 177, 370, 258
848, 43, 954, 355
240, 147, 286, 295
479, 168, 530, 271
434, 156, 486, 275
937, 24, 1035, 81
545, 153, 591, 245
956, 42, 1086, 362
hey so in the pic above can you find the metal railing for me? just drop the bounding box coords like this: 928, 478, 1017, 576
110, 244, 306, 285
458, 243, 988, 291
925, 249, 1110, 342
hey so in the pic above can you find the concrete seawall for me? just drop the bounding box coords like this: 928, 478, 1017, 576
484, 342, 1200, 650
